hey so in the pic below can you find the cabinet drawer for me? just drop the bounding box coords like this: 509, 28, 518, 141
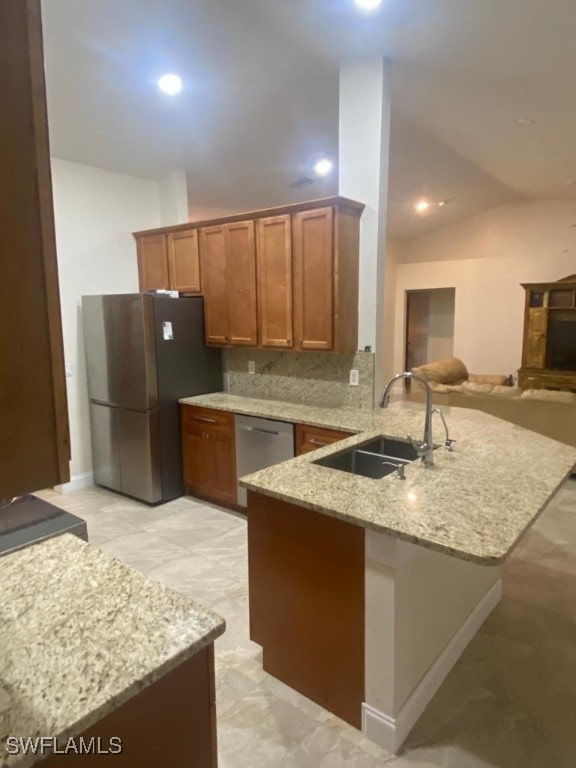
518, 372, 541, 389
181, 405, 234, 433
295, 423, 353, 455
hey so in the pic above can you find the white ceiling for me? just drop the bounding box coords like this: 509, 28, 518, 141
42, 0, 576, 238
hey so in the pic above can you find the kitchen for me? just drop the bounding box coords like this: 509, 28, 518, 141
3, 1, 576, 768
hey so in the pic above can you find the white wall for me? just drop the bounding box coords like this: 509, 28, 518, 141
382, 237, 402, 383
158, 171, 188, 226
51, 158, 161, 487
393, 200, 576, 376
339, 59, 391, 403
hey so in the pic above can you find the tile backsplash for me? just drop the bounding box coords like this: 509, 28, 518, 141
224, 349, 375, 409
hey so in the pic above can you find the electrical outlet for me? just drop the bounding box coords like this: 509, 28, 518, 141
248, 360, 256, 375
65, 364, 73, 378
349, 369, 359, 386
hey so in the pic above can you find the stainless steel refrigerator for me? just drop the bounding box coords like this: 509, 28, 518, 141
82, 294, 222, 504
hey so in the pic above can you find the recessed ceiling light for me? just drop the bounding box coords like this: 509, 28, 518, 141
314, 158, 333, 177
157, 74, 182, 95
354, 0, 383, 10
414, 199, 430, 213
515, 117, 534, 126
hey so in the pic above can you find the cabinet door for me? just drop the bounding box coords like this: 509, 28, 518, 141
293, 207, 334, 350
168, 229, 201, 293
182, 423, 209, 496
257, 215, 293, 348
208, 430, 238, 506
200, 225, 229, 345
137, 234, 169, 292
181, 405, 236, 506
295, 424, 352, 455
226, 220, 258, 346
524, 308, 547, 368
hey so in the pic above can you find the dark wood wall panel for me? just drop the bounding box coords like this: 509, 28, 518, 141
248, 491, 365, 727
0, 0, 69, 496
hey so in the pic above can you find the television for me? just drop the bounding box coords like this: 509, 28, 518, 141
547, 313, 576, 370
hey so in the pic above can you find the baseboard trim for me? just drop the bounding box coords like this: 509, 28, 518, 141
55, 472, 94, 494
362, 578, 502, 754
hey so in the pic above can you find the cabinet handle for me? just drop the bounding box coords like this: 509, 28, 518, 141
194, 416, 217, 423
309, 438, 329, 446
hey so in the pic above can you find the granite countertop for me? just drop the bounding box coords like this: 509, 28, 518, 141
181, 392, 576, 565
0, 534, 225, 768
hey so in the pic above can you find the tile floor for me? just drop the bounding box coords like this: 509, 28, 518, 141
36, 476, 576, 767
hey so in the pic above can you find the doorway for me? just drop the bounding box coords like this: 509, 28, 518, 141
405, 288, 455, 372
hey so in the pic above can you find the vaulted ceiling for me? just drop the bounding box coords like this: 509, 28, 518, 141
42, 0, 576, 237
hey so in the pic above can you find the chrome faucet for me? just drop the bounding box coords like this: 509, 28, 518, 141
379, 372, 435, 467
432, 408, 456, 451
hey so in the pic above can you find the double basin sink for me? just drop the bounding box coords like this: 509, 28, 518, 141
313, 436, 423, 479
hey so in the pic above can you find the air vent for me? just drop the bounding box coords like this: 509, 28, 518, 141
290, 176, 315, 189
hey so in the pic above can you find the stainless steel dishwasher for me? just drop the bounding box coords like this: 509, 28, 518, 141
234, 415, 295, 507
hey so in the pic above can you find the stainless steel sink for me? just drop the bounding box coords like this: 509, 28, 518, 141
312, 436, 419, 479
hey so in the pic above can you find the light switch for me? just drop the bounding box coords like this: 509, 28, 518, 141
248, 361, 256, 375
349, 369, 359, 386
65, 364, 73, 378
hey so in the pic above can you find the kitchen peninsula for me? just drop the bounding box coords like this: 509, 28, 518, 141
181, 392, 576, 753
0, 535, 225, 768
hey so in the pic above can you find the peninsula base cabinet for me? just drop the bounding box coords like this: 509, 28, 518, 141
181, 405, 237, 507
247, 490, 503, 754
42, 645, 218, 768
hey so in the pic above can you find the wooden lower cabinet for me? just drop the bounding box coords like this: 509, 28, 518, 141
519, 369, 576, 392
295, 423, 353, 455
42, 646, 217, 768
181, 405, 237, 507
248, 491, 365, 727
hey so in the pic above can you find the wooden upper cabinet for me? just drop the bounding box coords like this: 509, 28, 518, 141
137, 234, 169, 292
293, 207, 335, 351
1, 0, 70, 496
133, 196, 363, 352
257, 215, 293, 348
167, 229, 201, 293
226, 221, 258, 346
292, 204, 360, 354
200, 225, 229, 345
199, 220, 258, 347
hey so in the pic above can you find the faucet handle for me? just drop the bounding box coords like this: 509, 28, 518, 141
445, 438, 456, 451
407, 434, 429, 457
